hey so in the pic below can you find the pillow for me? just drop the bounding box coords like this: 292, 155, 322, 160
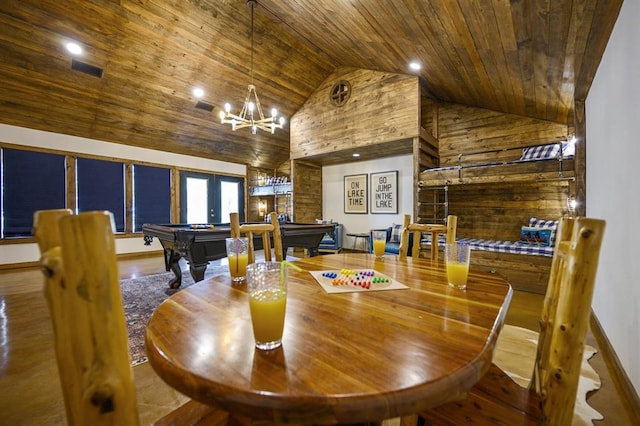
389, 223, 403, 243
519, 226, 553, 247
561, 141, 575, 158
520, 143, 561, 161
315, 218, 333, 224
528, 217, 559, 246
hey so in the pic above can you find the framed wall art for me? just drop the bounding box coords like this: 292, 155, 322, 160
370, 170, 398, 214
344, 174, 368, 214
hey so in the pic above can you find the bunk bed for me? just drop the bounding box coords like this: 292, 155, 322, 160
418, 141, 575, 294
418, 140, 575, 187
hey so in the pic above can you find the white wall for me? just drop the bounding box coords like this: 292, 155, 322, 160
586, 1, 639, 393
0, 124, 245, 265
322, 155, 414, 250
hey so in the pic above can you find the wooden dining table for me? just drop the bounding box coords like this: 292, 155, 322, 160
145, 253, 513, 424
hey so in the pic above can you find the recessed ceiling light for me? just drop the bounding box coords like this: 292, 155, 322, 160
409, 61, 421, 71
353, 153, 360, 157
65, 42, 83, 56
192, 87, 205, 98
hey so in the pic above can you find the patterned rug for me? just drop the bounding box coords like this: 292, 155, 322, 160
121, 265, 228, 366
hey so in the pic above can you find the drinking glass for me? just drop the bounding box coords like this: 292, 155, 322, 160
246, 262, 287, 350
226, 237, 249, 283
372, 230, 387, 259
445, 242, 471, 290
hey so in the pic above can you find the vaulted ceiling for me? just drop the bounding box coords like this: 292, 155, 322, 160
0, 0, 622, 169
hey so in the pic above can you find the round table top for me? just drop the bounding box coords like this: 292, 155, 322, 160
145, 253, 512, 424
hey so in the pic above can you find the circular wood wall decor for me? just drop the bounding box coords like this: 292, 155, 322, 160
329, 80, 351, 107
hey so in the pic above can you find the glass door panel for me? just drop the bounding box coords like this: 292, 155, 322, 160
220, 180, 240, 223
180, 171, 245, 224
186, 176, 208, 223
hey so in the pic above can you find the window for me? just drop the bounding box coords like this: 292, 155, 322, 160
77, 157, 125, 232
1, 146, 241, 240
1, 148, 66, 237
133, 164, 171, 231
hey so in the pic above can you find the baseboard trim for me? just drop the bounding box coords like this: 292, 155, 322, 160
0, 261, 38, 271
0, 251, 164, 272
590, 313, 640, 425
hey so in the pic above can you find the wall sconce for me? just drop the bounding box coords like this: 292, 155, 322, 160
567, 196, 577, 213
258, 200, 267, 217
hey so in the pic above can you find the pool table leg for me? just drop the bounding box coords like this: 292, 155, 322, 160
163, 249, 183, 289
307, 247, 319, 257
188, 263, 208, 284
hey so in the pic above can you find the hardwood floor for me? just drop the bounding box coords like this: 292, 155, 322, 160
0, 254, 634, 425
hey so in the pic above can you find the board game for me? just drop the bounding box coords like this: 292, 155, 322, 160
309, 269, 409, 294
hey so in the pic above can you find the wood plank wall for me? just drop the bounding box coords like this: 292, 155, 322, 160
445, 182, 573, 241
426, 102, 572, 241
291, 160, 322, 223
247, 166, 274, 223
438, 102, 568, 165
290, 68, 419, 160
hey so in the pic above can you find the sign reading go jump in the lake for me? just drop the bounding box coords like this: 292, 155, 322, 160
371, 171, 398, 214
344, 174, 368, 214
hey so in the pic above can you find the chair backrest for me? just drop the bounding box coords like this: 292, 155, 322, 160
398, 214, 457, 260
229, 212, 283, 264
35, 210, 139, 425
531, 217, 605, 425
33, 208, 73, 253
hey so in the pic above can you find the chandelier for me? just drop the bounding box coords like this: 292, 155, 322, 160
219, 0, 285, 134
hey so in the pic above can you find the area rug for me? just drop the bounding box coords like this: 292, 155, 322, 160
493, 324, 603, 425
123, 250, 294, 366
122, 265, 228, 366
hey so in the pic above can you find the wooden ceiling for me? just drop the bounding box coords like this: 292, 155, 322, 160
0, 0, 622, 169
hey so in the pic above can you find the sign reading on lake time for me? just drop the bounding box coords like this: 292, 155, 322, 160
371, 171, 398, 214
344, 174, 368, 214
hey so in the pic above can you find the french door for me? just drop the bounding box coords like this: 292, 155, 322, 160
179, 171, 244, 224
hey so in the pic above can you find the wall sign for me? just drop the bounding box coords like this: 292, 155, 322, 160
344, 174, 368, 214
370, 171, 398, 214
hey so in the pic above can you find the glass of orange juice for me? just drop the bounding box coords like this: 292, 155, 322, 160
226, 237, 249, 283
445, 243, 471, 290
246, 262, 287, 350
372, 230, 387, 259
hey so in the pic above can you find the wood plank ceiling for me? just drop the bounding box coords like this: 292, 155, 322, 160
0, 0, 622, 169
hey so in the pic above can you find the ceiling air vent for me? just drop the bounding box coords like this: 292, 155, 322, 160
71, 59, 103, 78
195, 101, 214, 112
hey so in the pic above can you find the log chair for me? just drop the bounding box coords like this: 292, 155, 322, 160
34, 210, 245, 426
398, 214, 457, 260
418, 217, 606, 425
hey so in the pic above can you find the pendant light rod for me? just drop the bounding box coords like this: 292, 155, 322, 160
219, 0, 285, 134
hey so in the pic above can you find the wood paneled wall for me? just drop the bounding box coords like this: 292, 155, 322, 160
445, 182, 573, 241
247, 166, 274, 223
291, 160, 322, 223
438, 102, 568, 166
290, 68, 419, 161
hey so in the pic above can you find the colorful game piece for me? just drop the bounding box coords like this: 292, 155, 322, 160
317, 269, 392, 289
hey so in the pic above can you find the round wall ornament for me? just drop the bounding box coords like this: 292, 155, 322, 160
329, 80, 351, 107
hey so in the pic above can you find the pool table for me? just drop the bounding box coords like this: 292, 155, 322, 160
143, 221, 335, 288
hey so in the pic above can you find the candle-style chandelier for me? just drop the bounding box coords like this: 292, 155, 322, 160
219, 0, 285, 134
